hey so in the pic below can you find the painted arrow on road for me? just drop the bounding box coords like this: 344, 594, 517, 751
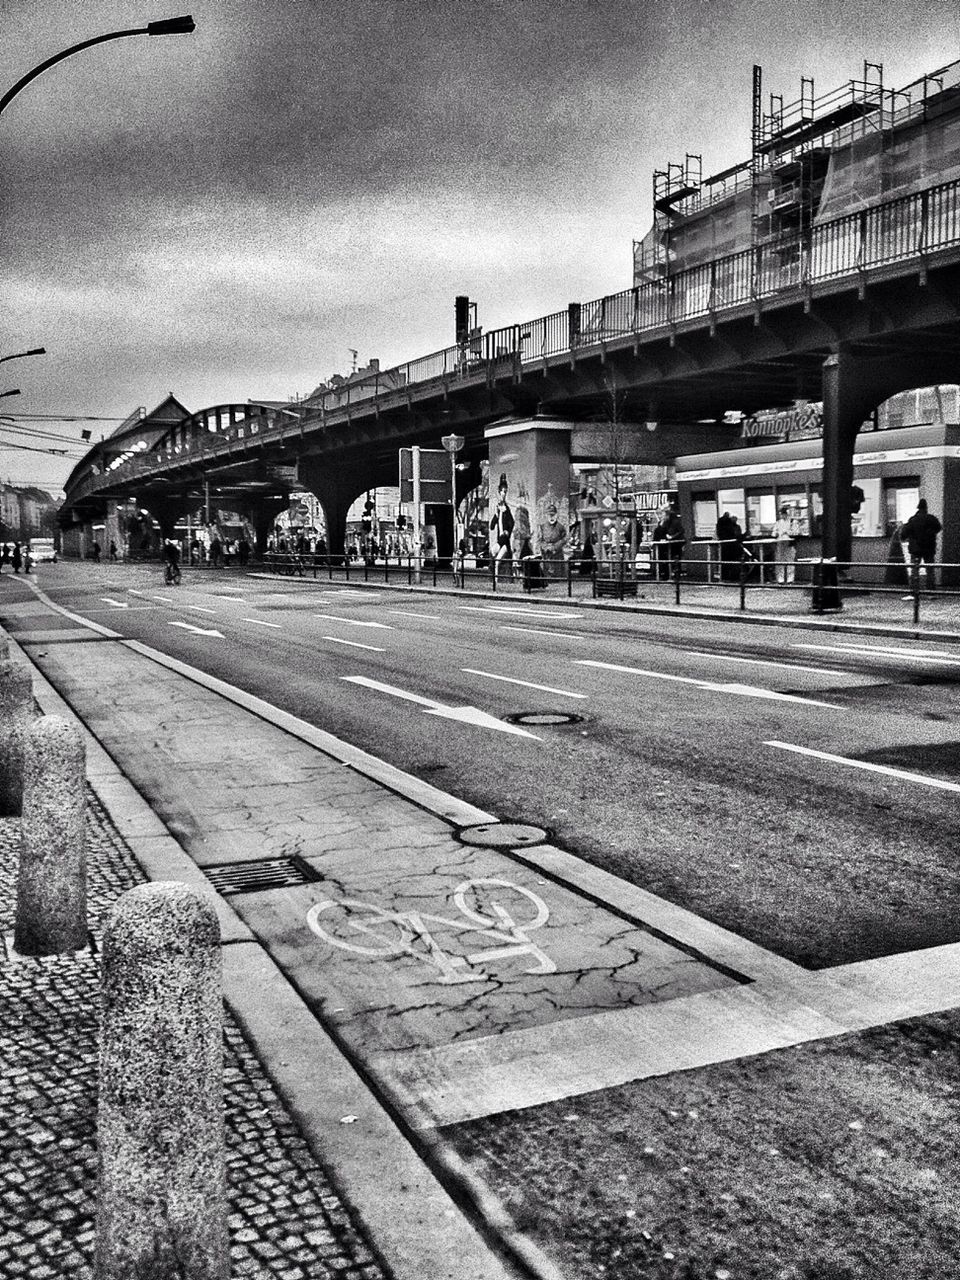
340, 676, 541, 739
167, 620, 225, 638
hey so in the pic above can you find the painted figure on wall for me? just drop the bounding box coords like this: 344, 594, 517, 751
536, 482, 569, 576
489, 473, 515, 580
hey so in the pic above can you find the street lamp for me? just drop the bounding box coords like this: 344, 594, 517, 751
0, 17, 196, 117
441, 433, 465, 565
0, 348, 45, 364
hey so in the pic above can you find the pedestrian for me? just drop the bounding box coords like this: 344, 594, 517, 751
652, 505, 685, 580
109, 540, 118, 562
901, 498, 942, 585
91, 540, 101, 563
0, 543, 9, 573
209, 535, 223, 568
715, 511, 743, 583
773, 505, 796, 584
238, 536, 250, 566
12, 541, 22, 574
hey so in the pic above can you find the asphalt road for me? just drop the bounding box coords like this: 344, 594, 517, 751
16, 561, 960, 968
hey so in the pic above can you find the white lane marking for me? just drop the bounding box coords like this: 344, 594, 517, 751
501, 625, 589, 641
243, 618, 282, 629
387, 610, 442, 621
167, 621, 224, 637
99, 596, 129, 609
318, 614, 394, 630
152, 595, 174, 603
323, 636, 386, 652
342, 675, 541, 740
461, 668, 587, 699
793, 642, 960, 666
214, 594, 247, 603
676, 649, 861, 679
765, 740, 960, 794
457, 605, 579, 619
187, 605, 217, 614
576, 660, 842, 709
212, 586, 244, 592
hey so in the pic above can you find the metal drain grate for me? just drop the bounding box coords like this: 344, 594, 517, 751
205, 856, 320, 896
505, 711, 586, 727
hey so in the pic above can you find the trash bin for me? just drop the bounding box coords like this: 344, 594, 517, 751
811, 558, 842, 611
522, 556, 547, 591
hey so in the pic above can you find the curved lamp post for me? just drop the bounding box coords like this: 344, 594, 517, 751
441, 433, 465, 564
0, 17, 195, 117
0, 347, 45, 364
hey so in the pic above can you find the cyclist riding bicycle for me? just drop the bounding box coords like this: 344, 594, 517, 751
161, 539, 182, 584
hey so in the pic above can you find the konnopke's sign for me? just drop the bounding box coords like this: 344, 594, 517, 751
740, 402, 823, 442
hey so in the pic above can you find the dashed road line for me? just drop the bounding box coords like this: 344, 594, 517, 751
793, 642, 960, 666
576, 659, 842, 709
187, 605, 218, 615
323, 636, 386, 652
461, 668, 587, 699
676, 648, 862, 679
501, 625, 589, 641
318, 615, 394, 630
456, 605, 579, 620
244, 618, 282, 629
765, 740, 960, 793
386, 610, 442, 621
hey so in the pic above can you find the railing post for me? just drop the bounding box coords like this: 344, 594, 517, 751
618, 553, 625, 601
674, 548, 682, 605
739, 548, 747, 611
567, 556, 573, 598
912, 559, 921, 626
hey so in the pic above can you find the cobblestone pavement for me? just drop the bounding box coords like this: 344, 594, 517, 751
0, 794, 387, 1280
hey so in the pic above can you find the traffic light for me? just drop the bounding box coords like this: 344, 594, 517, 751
455, 295, 470, 345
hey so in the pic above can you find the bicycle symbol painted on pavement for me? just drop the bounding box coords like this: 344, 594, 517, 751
305, 877, 556, 985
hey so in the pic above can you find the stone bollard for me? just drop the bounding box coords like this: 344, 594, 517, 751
0, 658, 34, 815
96, 883, 228, 1280
14, 715, 87, 955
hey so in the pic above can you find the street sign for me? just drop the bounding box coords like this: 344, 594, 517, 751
399, 448, 452, 503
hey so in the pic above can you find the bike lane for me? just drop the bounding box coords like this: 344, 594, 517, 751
6, 594, 748, 1136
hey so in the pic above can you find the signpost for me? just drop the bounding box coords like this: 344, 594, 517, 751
399, 447, 453, 580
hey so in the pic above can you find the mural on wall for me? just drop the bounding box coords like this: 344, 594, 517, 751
536, 482, 568, 575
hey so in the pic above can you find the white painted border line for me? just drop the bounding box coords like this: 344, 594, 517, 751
386, 610, 441, 621
765, 740, 960, 793
457, 605, 579, 619
187, 605, 217, 615
323, 636, 386, 652
244, 618, 282, 629
461, 668, 587, 699
677, 648, 862, 679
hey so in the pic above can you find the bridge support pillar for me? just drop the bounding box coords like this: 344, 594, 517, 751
485, 419, 573, 574
297, 459, 373, 560
821, 351, 876, 569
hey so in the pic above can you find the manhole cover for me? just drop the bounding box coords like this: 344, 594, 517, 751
457, 822, 549, 849
504, 711, 586, 727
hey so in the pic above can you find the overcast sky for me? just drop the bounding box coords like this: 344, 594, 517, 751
1, 0, 957, 493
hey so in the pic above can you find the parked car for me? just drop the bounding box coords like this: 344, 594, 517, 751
28, 538, 57, 563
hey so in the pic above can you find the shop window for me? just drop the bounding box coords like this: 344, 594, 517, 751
692, 493, 717, 538
746, 491, 777, 535
851, 478, 883, 537
883, 478, 920, 534
775, 489, 810, 536
716, 487, 746, 530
